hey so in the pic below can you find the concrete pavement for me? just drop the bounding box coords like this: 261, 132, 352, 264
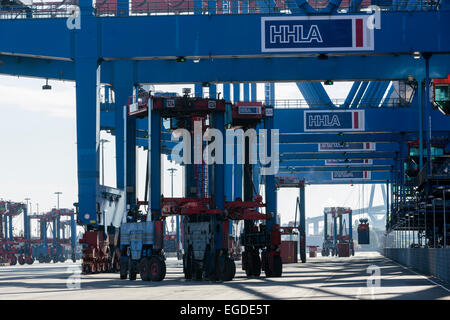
0, 252, 448, 300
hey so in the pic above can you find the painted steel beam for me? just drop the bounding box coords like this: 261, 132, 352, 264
2, 54, 450, 84
279, 133, 402, 144
279, 131, 450, 144
97, 12, 450, 59
341, 81, 360, 108
276, 171, 390, 183
0, 54, 74, 80
279, 165, 393, 172
274, 107, 450, 133
280, 159, 395, 167
279, 142, 399, 153
131, 54, 450, 84
350, 81, 368, 108
280, 151, 397, 160
0, 12, 450, 61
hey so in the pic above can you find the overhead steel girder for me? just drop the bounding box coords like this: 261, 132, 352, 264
279, 142, 400, 153
3, 11, 449, 60
2, 54, 450, 84
296, 82, 334, 108
276, 171, 390, 184
279, 131, 450, 144
0, 54, 74, 80
291, 180, 388, 185
280, 151, 397, 160
130, 54, 450, 84
280, 159, 395, 167
279, 165, 392, 172
274, 107, 450, 133
279, 133, 401, 144
341, 81, 360, 108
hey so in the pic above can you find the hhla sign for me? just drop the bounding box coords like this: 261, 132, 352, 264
170, 120, 279, 175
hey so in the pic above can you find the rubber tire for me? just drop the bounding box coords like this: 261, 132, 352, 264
193, 262, 203, 281
221, 258, 236, 281
83, 264, 90, 274
158, 256, 167, 280
244, 252, 253, 277
18, 255, 25, 265
10, 255, 17, 266
242, 251, 248, 273
252, 254, 261, 277
140, 257, 151, 281
272, 255, 283, 277
26, 256, 34, 265
120, 258, 128, 280
129, 259, 137, 281
183, 250, 193, 280
149, 256, 166, 282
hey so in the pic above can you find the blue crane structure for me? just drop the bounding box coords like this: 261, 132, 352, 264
1, 0, 450, 276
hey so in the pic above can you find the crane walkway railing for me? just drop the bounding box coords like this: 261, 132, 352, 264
100, 97, 411, 112
0, 0, 440, 20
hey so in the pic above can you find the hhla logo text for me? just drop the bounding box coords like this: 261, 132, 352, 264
170, 120, 279, 175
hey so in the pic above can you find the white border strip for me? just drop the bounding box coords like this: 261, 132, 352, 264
261, 15, 374, 53
304, 109, 365, 132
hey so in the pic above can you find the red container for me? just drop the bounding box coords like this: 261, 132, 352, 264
337, 243, 350, 257
308, 246, 319, 258
280, 241, 298, 264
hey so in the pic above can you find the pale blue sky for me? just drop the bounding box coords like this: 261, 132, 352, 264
0, 75, 385, 232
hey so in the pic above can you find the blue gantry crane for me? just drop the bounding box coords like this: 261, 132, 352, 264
0, 0, 450, 277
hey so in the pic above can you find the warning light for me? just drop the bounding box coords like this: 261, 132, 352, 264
338, 132, 344, 136
324, 80, 334, 85
202, 82, 211, 88
176, 56, 186, 63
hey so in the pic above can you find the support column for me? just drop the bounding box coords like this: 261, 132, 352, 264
265, 114, 277, 232
71, 213, 77, 260
52, 218, 57, 251
150, 110, 162, 217
126, 105, 137, 206
251, 84, 257, 102
8, 216, 13, 241
243, 84, 250, 102
424, 54, 433, 175
209, 84, 217, 99
113, 61, 135, 200
386, 180, 390, 226
75, 59, 101, 227
233, 83, 242, 200
23, 205, 30, 255
333, 215, 338, 248
418, 77, 424, 170
299, 184, 306, 263
349, 210, 353, 240
195, 84, 203, 98
222, 84, 230, 102
233, 83, 240, 102
214, 112, 226, 250
223, 83, 233, 236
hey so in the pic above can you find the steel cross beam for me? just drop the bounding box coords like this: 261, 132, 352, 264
279, 165, 393, 172
276, 171, 391, 184
1, 11, 450, 59
279, 151, 397, 160
1, 11, 450, 83
3, 54, 450, 84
